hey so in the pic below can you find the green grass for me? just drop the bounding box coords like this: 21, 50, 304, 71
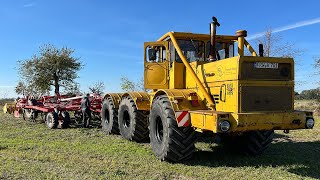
0, 112, 319, 179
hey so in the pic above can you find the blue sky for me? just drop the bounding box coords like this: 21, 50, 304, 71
0, 0, 319, 97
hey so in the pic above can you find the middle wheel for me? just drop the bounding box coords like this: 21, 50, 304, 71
118, 96, 149, 142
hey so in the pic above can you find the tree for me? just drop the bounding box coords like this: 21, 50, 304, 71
18, 44, 83, 95
88, 81, 105, 95
63, 82, 81, 96
15, 81, 26, 96
120, 76, 146, 92
315, 57, 320, 77
15, 81, 48, 98
256, 28, 303, 58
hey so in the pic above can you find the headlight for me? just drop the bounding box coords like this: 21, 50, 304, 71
219, 120, 231, 132
306, 118, 315, 129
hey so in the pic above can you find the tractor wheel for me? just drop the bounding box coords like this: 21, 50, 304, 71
101, 97, 119, 134
220, 130, 274, 155
46, 112, 59, 129
149, 95, 196, 162
118, 96, 149, 142
60, 111, 70, 128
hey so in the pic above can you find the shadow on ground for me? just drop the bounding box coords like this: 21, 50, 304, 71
68, 117, 101, 129
187, 134, 320, 179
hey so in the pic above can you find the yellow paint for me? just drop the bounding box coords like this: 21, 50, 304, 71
144, 41, 169, 89
103, 93, 123, 108
3, 103, 15, 114
151, 89, 206, 112
122, 92, 150, 111
169, 61, 185, 89
190, 110, 312, 133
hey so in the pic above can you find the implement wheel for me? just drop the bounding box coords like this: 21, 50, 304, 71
24, 99, 39, 120
101, 97, 119, 134
221, 130, 274, 155
118, 96, 149, 142
149, 95, 196, 162
60, 111, 70, 128
46, 112, 59, 129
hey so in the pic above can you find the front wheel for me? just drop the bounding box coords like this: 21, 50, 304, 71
149, 95, 196, 162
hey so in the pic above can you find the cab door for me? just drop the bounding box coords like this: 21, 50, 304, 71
144, 41, 169, 89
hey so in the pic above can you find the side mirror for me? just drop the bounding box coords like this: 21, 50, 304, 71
148, 49, 157, 61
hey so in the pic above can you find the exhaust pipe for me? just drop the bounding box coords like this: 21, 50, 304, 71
209, 16, 220, 61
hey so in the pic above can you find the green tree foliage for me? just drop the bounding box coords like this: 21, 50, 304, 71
62, 82, 81, 96
17, 44, 83, 95
15, 81, 48, 98
88, 81, 105, 95
120, 76, 146, 92
295, 88, 320, 100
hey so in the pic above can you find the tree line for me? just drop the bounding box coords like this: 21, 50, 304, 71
295, 88, 320, 100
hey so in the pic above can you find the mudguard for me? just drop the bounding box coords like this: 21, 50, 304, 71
103, 93, 123, 108
121, 92, 150, 111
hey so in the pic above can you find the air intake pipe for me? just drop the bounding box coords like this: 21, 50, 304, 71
209, 16, 220, 61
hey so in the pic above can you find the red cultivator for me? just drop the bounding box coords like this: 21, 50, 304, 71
15, 94, 102, 129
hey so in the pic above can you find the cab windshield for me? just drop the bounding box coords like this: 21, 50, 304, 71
173, 40, 205, 62
171, 39, 234, 62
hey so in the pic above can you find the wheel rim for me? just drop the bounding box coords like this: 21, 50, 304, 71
25, 109, 33, 118
155, 116, 163, 143
47, 115, 53, 126
104, 109, 110, 124
123, 110, 130, 128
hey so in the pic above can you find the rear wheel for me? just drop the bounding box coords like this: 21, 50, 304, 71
220, 130, 274, 155
46, 112, 59, 129
118, 96, 149, 142
101, 97, 119, 134
149, 95, 196, 162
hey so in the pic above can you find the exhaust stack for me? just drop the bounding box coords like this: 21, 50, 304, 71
209, 16, 220, 61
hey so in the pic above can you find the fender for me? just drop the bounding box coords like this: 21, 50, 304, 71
121, 92, 150, 111
152, 89, 207, 112
103, 93, 123, 108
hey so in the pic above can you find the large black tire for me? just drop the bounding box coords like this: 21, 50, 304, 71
220, 130, 274, 155
60, 111, 70, 129
149, 95, 196, 162
46, 112, 59, 129
118, 96, 149, 142
101, 97, 119, 134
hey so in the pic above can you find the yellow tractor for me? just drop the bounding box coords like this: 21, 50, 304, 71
101, 17, 315, 162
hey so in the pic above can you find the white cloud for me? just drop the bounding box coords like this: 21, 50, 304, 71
247, 17, 320, 40
23, 3, 36, 8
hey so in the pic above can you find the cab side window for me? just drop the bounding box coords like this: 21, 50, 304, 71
146, 45, 166, 63
206, 42, 234, 60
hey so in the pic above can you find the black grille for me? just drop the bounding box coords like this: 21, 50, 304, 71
241, 62, 292, 80
240, 86, 293, 112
